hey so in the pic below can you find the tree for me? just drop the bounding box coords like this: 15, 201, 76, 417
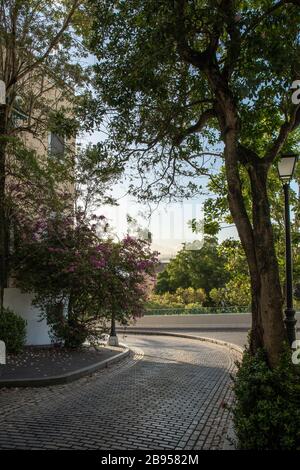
0, 1, 122, 316
147, 287, 206, 309
155, 236, 229, 303
89, 0, 300, 366
209, 238, 251, 307
204, 162, 300, 298
14, 212, 158, 347
0, 0, 86, 312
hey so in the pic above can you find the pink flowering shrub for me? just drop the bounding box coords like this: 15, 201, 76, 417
14, 213, 158, 348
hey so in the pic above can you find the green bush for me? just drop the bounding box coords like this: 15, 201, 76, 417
233, 348, 300, 450
45, 303, 89, 349
145, 306, 250, 315
0, 308, 27, 354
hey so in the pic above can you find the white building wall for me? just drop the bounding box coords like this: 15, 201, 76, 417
4, 288, 52, 346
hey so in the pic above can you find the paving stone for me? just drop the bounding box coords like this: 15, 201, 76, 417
0, 335, 238, 450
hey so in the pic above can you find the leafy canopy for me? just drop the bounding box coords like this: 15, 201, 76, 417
89, 0, 300, 200
14, 211, 158, 347
155, 236, 230, 302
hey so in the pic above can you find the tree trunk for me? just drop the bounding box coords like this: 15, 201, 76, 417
210, 80, 286, 366
225, 148, 286, 366
247, 163, 287, 366
224, 151, 265, 354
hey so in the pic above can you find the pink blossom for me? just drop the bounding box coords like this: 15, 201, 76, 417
66, 264, 76, 273
90, 255, 106, 269
136, 260, 149, 270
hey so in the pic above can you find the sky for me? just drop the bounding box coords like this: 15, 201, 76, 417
80, 129, 238, 261
72, 49, 239, 261
80, 125, 298, 262
75, 27, 298, 263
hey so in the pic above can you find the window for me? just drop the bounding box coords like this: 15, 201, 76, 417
48, 132, 65, 158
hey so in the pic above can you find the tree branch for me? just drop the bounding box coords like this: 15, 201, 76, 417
265, 103, 300, 163
173, 108, 216, 145
221, 1, 241, 80
237, 144, 261, 166
8, 0, 81, 88
243, 0, 299, 38
173, 0, 219, 70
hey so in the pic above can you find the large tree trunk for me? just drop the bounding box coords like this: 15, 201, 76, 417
225, 144, 286, 366
210, 79, 286, 366
174, 0, 295, 367
224, 148, 265, 355
248, 163, 287, 366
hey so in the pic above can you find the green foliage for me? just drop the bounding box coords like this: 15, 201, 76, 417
209, 238, 251, 307
89, 0, 300, 201
155, 237, 230, 303
5, 137, 74, 217
210, 278, 250, 307
147, 287, 206, 309
45, 303, 90, 349
48, 110, 79, 140
145, 306, 250, 315
75, 143, 124, 210
14, 213, 158, 348
209, 285, 249, 308
233, 348, 300, 450
205, 164, 300, 292
154, 236, 251, 307
88, 2, 300, 365
0, 308, 27, 354
0, 0, 98, 313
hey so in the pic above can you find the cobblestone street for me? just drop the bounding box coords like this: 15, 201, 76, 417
0, 335, 239, 450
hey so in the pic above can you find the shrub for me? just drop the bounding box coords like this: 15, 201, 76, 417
14, 213, 158, 348
147, 287, 206, 309
0, 308, 27, 354
45, 303, 89, 349
209, 277, 251, 307
233, 348, 300, 450
145, 305, 250, 315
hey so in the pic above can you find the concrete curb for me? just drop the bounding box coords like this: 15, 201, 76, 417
119, 329, 244, 357
222, 420, 237, 450
0, 343, 130, 388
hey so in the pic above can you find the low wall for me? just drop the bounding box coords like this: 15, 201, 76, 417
3, 288, 52, 346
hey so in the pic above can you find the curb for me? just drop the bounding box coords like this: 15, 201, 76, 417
119, 329, 244, 357
0, 343, 130, 388
222, 420, 237, 450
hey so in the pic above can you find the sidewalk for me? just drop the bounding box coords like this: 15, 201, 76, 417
0, 343, 129, 387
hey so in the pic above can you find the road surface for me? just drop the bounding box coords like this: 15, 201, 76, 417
0, 335, 238, 450
120, 312, 300, 347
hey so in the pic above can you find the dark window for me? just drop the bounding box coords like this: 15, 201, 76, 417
49, 133, 65, 157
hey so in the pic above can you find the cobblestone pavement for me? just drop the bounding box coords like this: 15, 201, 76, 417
0, 336, 240, 450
